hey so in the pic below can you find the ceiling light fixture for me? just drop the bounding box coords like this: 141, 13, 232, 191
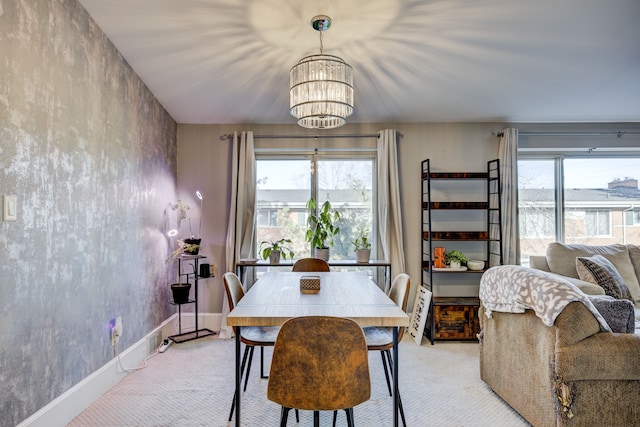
289, 15, 354, 129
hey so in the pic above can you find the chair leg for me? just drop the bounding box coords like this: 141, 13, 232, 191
398, 391, 407, 427
228, 390, 237, 422
243, 346, 255, 391
228, 345, 252, 421
345, 408, 354, 427
380, 350, 393, 396
332, 408, 353, 427
280, 407, 291, 427
313, 410, 320, 427
260, 346, 268, 378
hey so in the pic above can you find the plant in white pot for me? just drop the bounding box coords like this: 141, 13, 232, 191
304, 198, 340, 261
445, 249, 468, 269
259, 238, 295, 264
353, 229, 372, 263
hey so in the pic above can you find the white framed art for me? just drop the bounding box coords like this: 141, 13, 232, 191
407, 285, 432, 345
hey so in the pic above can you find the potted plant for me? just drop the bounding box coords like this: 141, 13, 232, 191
171, 199, 200, 254
305, 198, 340, 261
259, 238, 295, 264
445, 249, 469, 269
353, 229, 372, 263
166, 239, 199, 304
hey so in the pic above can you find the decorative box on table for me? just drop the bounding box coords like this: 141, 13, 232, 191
300, 276, 321, 294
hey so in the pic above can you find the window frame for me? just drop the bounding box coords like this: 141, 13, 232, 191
255, 150, 378, 259
517, 151, 640, 257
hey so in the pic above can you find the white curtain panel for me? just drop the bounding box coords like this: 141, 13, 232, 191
498, 128, 520, 265
221, 131, 256, 338
377, 129, 406, 285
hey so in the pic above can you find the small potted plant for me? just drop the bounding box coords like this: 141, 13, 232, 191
166, 239, 200, 304
259, 238, 295, 264
305, 197, 340, 261
445, 249, 469, 269
353, 229, 372, 263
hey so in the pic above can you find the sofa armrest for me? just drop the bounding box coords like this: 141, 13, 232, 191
529, 255, 550, 271
554, 301, 604, 347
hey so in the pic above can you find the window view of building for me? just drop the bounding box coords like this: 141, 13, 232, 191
255, 157, 374, 260
518, 157, 640, 266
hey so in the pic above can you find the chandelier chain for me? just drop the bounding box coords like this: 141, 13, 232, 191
319, 29, 324, 55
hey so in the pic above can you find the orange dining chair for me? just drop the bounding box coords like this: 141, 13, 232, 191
292, 257, 331, 272
267, 316, 371, 427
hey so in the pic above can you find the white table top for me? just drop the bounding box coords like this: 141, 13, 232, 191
227, 271, 409, 328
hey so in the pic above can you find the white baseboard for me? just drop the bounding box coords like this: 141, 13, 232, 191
17, 313, 222, 427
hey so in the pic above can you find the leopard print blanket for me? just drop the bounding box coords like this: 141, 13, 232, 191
480, 265, 610, 332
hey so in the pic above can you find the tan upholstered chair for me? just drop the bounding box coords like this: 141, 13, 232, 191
292, 257, 331, 272
223, 272, 280, 421
363, 273, 410, 426
267, 316, 371, 427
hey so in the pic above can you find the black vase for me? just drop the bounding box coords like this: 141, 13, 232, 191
183, 238, 201, 255
171, 283, 192, 304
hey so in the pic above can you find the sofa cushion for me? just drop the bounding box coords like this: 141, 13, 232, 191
547, 243, 640, 302
562, 276, 606, 296
576, 255, 633, 301
629, 245, 640, 289
587, 295, 635, 333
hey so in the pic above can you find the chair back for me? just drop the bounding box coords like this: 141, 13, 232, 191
292, 257, 330, 272
389, 273, 411, 341
223, 272, 245, 334
267, 316, 371, 411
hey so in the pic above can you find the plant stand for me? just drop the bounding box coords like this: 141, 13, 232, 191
169, 254, 217, 344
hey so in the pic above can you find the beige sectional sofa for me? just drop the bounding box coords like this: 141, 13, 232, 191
478, 243, 640, 426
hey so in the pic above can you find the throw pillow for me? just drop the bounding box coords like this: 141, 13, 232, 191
576, 255, 633, 301
587, 295, 635, 333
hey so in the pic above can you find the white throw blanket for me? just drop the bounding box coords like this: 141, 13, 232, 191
480, 265, 610, 332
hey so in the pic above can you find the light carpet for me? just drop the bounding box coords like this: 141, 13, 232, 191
69, 336, 529, 426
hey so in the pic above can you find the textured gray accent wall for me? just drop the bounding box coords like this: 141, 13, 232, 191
0, 1, 177, 424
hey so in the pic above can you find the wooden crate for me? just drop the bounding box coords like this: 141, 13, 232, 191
431, 297, 480, 340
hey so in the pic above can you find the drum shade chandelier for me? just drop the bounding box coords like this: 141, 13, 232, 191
289, 16, 354, 129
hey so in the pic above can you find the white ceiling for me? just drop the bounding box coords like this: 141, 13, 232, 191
78, 0, 640, 125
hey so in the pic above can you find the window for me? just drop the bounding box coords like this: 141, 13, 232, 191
257, 209, 279, 227
519, 207, 554, 238
625, 208, 640, 225
518, 156, 640, 264
255, 156, 375, 260
584, 209, 611, 237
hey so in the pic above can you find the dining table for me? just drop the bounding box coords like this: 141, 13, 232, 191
226, 271, 410, 426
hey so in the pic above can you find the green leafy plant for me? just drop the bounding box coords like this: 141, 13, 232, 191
352, 229, 372, 250
305, 198, 340, 249
445, 250, 469, 264
259, 238, 295, 261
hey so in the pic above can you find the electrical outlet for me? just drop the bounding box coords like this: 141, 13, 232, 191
110, 316, 123, 346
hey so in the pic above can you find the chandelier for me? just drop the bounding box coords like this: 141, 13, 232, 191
290, 16, 354, 129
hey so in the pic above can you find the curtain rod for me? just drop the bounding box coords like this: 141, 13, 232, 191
219, 132, 402, 140
492, 131, 640, 138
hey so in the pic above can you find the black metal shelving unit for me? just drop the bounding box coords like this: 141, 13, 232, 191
169, 254, 217, 344
421, 159, 503, 344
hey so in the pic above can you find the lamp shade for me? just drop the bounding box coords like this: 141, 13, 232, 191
290, 54, 354, 129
